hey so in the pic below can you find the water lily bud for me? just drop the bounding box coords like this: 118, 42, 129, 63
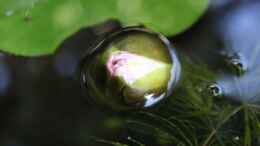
80, 27, 181, 110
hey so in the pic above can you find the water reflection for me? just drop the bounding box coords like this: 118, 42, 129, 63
208, 1, 260, 103
0, 56, 11, 97
80, 27, 181, 110
213, 1, 260, 75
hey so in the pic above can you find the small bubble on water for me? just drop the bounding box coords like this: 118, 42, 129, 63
208, 83, 223, 97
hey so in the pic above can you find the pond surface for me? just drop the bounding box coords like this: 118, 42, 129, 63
0, 1, 260, 146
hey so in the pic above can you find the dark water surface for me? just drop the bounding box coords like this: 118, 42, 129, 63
0, 0, 260, 146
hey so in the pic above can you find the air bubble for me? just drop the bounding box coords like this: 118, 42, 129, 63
80, 27, 181, 110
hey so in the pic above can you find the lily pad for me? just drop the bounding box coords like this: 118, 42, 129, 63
0, 0, 209, 56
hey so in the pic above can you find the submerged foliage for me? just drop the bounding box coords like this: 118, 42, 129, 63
90, 57, 260, 146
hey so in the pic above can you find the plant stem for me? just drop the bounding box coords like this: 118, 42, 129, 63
202, 106, 243, 146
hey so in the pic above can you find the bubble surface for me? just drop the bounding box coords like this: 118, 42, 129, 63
80, 27, 181, 110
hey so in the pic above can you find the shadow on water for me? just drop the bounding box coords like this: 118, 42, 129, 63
0, 20, 127, 146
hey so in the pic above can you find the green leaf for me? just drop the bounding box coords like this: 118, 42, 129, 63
117, 0, 209, 35
0, 0, 209, 56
